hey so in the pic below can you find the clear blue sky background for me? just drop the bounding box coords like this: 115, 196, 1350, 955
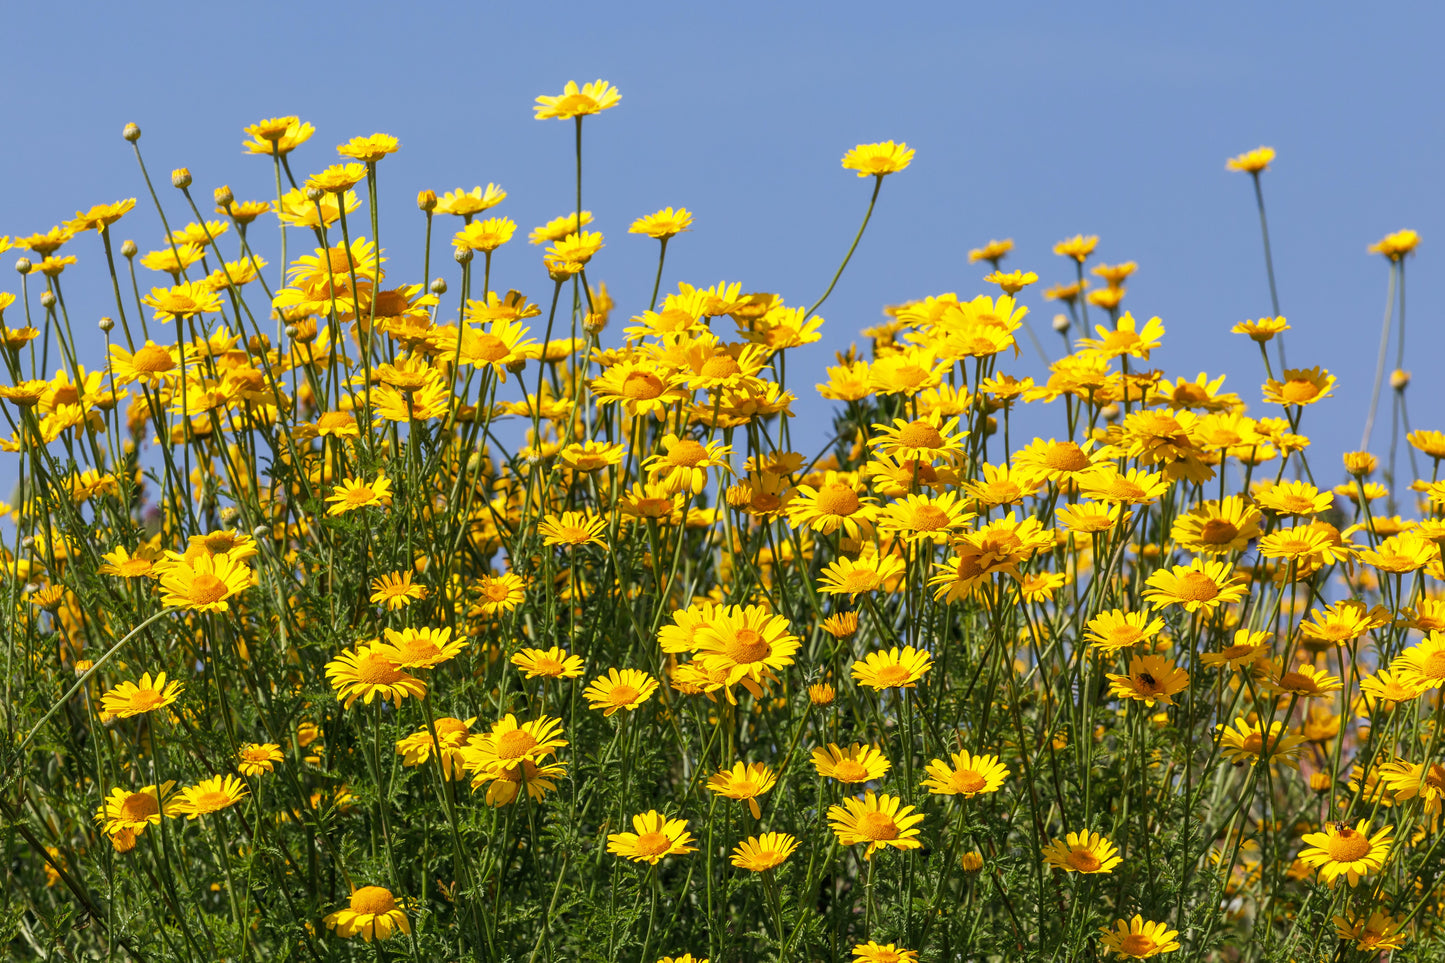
3, 1, 1441, 484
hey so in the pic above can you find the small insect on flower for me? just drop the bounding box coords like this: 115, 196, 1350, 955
1297, 820, 1394, 887
324, 886, 411, 942
606, 811, 695, 864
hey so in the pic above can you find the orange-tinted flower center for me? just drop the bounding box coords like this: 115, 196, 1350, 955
1066, 848, 1102, 872
1420, 650, 1445, 679
833, 759, 870, 782
1040, 443, 1090, 472
633, 830, 673, 856
1325, 829, 1371, 862
495, 729, 539, 761
725, 628, 771, 665
699, 355, 741, 379
607, 684, 640, 706
667, 439, 708, 467
815, 483, 860, 516
1280, 379, 1322, 404
856, 811, 899, 841
907, 505, 951, 532
1117, 934, 1156, 956
132, 345, 175, 374
188, 573, 231, 605
191, 789, 232, 813
873, 665, 914, 687
355, 652, 404, 684
118, 793, 160, 821
483, 581, 512, 602
952, 770, 988, 794
621, 372, 664, 400
1277, 671, 1314, 692
128, 688, 165, 712
349, 886, 398, 915
897, 420, 944, 449
1173, 572, 1221, 602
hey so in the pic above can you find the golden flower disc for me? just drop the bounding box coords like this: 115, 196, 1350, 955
1198, 519, 1239, 545
608, 684, 640, 705
873, 665, 914, 687
495, 729, 539, 761
1118, 935, 1156, 956
191, 790, 232, 812
349, 886, 398, 914
470, 334, 509, 362
897, 420, 944, 448
1325, 829, 1371, 862
1422, 651, 1445, 677
725, 628, 771, 664
833, 760, 869, 781
1066, 849, 1102, 872
621, 372, 664, 399
1173, 572, 1220, 602
1040, 443, 1090, 471
908, 506, 951, 531
1280, 380, 1323, 404
952, 770, 988, 794
856, 811, 899, 841
345, 485, 378, 506
133, 345, 175, 373
119, 793, 159, 821
126, 689, 166, 712
355, 652, 404, 684
188, 574, 231, 605
668, 440, 708, 467
815, 484, 861, 515
633, 831, 673, 857
700, 356, 741, 378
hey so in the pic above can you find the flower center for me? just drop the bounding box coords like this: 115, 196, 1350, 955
1325, 829, 1371, 862
908, 505, 951, 532
700, 356, 741, 379
668, 439, 708, 467
815, 484, 860, 516
951, 770, 988, 794
725, 628, 771, 665
129, 689, 165, 711
890, 364, 929, 389
1174, 572, 1221, 602
118, 793, 159, 821
484, 582, 511, 602
192, 790, 232, 813
874, 665, 913, 687
856, 811, 899, 841
1066, 849, 1102, 872
188, 573, 230, 605
634, 831, 672, 856
621, 372, 664, 400
897, 420, 944, 449
133, 345, 175, 374
752, 492, 781, 512
1281, 380, 1321, 404
345, 486, 377, 505
608, 684, 640, 706
1421, 650, 1445, 679
1278, 671, 1313, 692
355, 652, 404, 685
349, 886, 398, 915
1117, 934, 1157, 956
532, 656, 563, 676
833, 760, 870, 782
470, 333, 509, 362
1107, 626, 1144, 646
1041, 443, 1090, 471
434, 718, 470, 742
495, 729, 538, 760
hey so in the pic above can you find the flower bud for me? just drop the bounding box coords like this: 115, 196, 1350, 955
14, 258, 31, 274
1100, 403, 1121, 422
219, 506, 239, 524
1391, 369, 1410, 391
252, 525, 270, 541
171, 168, 192, 189
429, 277, 448, 295
454, 246, 474, 264
505, 358, 526, 375
417, 189, 437, 212
122, 123, 141, 142
74, 659, 94, 676
807, 682, 836, 706
1343, 451, 1377, 477
1051, 313, 1070, 334
304, 186, 325, 203
20, 535, 34, 550
40, 291, 56, 309
120, 240, 138, 259
99, 317, 115, 333
1309, 772, 1332, 793
960, 851, 984, 873
248, 334, 271, 355
213, 184, 235, 208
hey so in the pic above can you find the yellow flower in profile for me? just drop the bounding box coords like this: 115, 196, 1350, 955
812, 743, 890, 784
583, 668, 659, 716
827, 791, 924, 859
853, 942, 919, 963
1199, 630, 1270, 671
870, 413, 967, 463
1332, 910, 1409, 953
369, 571, 426, 611
1077, 312, 1165, 361
453, 217, 517, 253
1042, 830, 1121, 874
529, 211, 594, 244
100, 672, 182, 719
173, 774, 249, 819
65, 199, 136, 234
983, 269, 1038, 294
877, 492, 974, 544
643, 433, 733, 495
1368, 229, 1420, 261
629, 207, 693, 240
840, 141, 914, 177
336, 133, 399, 163
968, 238, 1013, 263
1226, 146, 1275, 173
156, 552, 252, 613
539, 511, 608, 548
1297, 820, 1393, 887
1141, 559, 1246, 613
1215, 718, 1306, 769
730, 833, 798, 872
1378, 760, 1445, 814
306, 163, 367, 194
707, 762, 777, 819
607, 811, 695, 864
1013, 437, 1096, 486
243, 116, 314, 155
1359, 532, 1437, 574
95, 782, 179, 836
1085, 610, 1164, 653
692, 605, 799, 702
396, 717, 475, 780
324, 886, 411, 942
535, 79, 621, 120
498, 645, 576, 682
1231, 316, 1289, 343
1078, 466, 1170, 505
818, 554, 906, 599
1106, 655, 1189, 707
325, 644, 428, 709
1262, 367, 1336, 407
434, 184, 507, 217
1390, 631, 1445, 690
377, 626, 467, 670
1053, 234, 1099, 262
921, 751, 1009, 798
1264, 662, 1342, 700
237, 743, 284, 777
1099, 916, 1181, 959
326, 473, 393, 516
851, 645, 933, 691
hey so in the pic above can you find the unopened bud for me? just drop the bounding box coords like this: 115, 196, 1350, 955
284, 324, 299, 340
429, 277, 447, 295
961, 851, 984, 873
505, 358, 526, 375
122, 122, 141, 142
305, 186, 325, 203
1343, 451, 1377, 477
120, 240, 138, 259
1391, 369, 1410, 391
171, 168, 192, 189
454, 246, 473, 264
99, 317, 115, 333
14, 258, 31, 274
213, 185, 235, 208
219, 506, 239, 524
248, 334, 271, 355
1100, 403, 1121, 422
20, 535, 34, 550
1308, 772, 1332, 793
251, 524, 270, 541
417, 189, 437, 212
1051, 313, 1070, 334
40, 291, 56, 309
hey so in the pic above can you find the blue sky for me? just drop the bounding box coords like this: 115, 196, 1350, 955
3, 1, 1441, 482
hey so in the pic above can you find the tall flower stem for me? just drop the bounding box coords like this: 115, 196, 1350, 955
806, 175, 884, 321
1250, 171, 1285, 368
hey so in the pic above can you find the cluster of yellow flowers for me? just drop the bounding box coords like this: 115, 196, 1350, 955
0, 80, 1438, 962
